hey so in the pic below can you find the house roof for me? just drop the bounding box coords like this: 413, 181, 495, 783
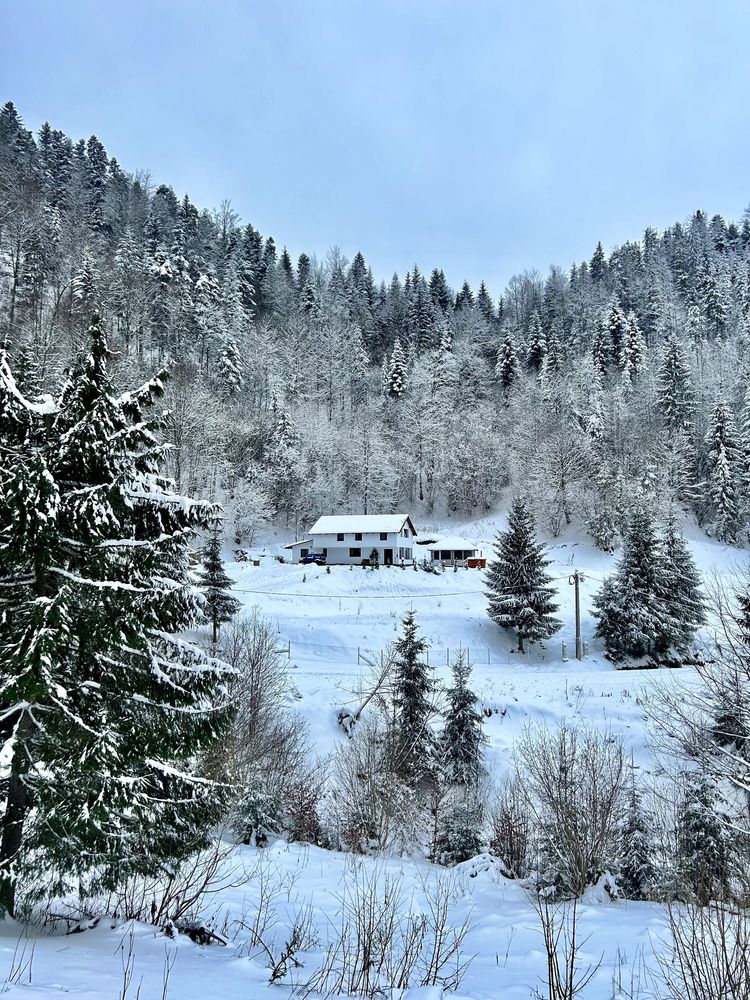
283, 539, 313, 549
308, 514, 417, 536
426, 535, 479, 551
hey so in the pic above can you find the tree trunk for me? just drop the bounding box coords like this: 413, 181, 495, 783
0, 713, 33, 917
518, 632, 525, 654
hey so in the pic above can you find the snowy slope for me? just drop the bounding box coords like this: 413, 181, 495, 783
3, 515, 745, 998
0, 843, 663, 1000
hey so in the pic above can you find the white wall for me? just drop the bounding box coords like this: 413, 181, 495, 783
310, 526, 415, 564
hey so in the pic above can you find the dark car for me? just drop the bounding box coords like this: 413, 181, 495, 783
300, 552, 326, 565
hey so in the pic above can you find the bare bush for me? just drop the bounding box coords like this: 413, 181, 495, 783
655, 901, 750, 1000
324, 714, 422, 853
488, 773, 532, 877
204, 612, 316, 842
515, 722, 628, 896
106, 838, 243, 937
295, 861, 473, 998
531, 893, 602, 1000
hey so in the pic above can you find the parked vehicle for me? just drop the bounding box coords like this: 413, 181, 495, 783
300, 552, 326, 565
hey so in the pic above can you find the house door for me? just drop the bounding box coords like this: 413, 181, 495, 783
383, 549, 393, 566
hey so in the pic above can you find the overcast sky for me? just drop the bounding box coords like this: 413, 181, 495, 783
3, 0, 750, 295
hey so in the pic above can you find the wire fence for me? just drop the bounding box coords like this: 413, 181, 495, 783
276, 637, 593, 668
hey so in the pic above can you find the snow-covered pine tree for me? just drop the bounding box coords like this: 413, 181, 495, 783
622, 311, 646, 383
617, 772, 656, 900
676, 773, 731, 905
485, 497, 562, 653
0, 315, 233, 914
685, 302, 706, 346
433, 798, 483, 866
218, 339, 244, 398
391, 610, 436, 784
591, 509, 675, 662
705, 397, 740, 542
591, 318, 609, 381
198, 527, 241, 647
739, 386, 750, 524
386, 337, 407, 398
607, 300, 628, 367
441, 650, 486, 787
660, 516, 706, 651
495, 331, 521, 391
656, 334, 694, 433
525, 312, 547, 372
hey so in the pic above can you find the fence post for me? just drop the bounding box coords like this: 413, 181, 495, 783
357, 646, 361, 665
487, 647, 491, 666
446, 648, 450, 667
562, 640, 569, 662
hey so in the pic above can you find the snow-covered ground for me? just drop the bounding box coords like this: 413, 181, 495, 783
0, 843, 664, 999
2, 514, 746, 999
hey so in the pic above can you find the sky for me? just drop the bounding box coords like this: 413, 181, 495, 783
2, 0, 750, 296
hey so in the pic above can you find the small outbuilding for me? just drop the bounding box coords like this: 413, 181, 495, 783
419, 535, 485, 568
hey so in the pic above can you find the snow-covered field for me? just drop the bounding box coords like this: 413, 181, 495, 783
2, 515, 746, 999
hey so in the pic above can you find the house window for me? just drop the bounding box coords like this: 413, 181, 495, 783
431, 551, 439, 560
349, 547, 361, 558
402, 527, 409, 537
405, 549, 412, 560
301, 548, 309, 558
355, 532, 362, 541
337, 533, 344, 541
441, 550, 451, 560
322, 548, 328, 556
380, 532, 388, 540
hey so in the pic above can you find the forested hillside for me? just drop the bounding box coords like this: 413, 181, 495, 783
1, 99, 748, 546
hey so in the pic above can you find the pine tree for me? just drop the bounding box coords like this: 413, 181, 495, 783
197, 528, 241, 647
592, 509, 675, 662
433, 797, 483, 866
739, 387, 750, 521
391, 610, 436, 784
495, 332, 521, 390
386, 337, 407, 398
607, 301, 628, 367
218, 340, 244, 398
485, 498, 562, 653
656, 334, 694, 433
590, 241, 607, 283
0, 315, 232, 913
441, 650, 486, 787
677, 773, 730, 905
622, 311, 646, 383
525, 312, 547, 372
705, 398, 740, 542
661, 516, 706, 651
591, 319, 609, 381
618, 777, 656, 900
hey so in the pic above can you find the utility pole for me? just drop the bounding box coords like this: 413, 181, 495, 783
568, 570, 584, 660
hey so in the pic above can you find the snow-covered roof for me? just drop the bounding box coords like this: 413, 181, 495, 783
426, 535, 479, 551
309, 514, 416, 536
283, 539, 313, 549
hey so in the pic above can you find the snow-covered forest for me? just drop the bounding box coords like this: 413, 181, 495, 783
1, 100, 749, 547
2, 97, 750, 1000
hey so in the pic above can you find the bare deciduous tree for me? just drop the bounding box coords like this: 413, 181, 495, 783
515, 722, 628, 896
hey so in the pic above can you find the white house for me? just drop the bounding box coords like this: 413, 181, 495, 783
285, 514, 418, 565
